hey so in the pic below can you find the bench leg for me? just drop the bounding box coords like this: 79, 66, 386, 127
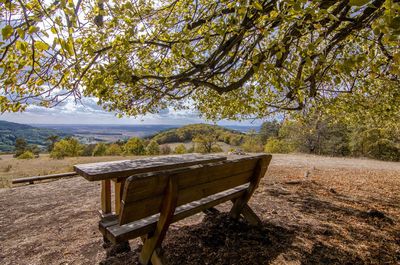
230, 200, 262, 226
105, 240, 131, 257
102, 236, 112, 249
139, 176, 177, 265
241, 203, 262, 226
140, 236, 166, 265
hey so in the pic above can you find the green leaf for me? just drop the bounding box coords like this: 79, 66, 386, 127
253, 1, 263, 11
2, 25, 14, 40
16, 28, 25, 39
349, 0, 370, 6
28, 26, 39, 34
35, 41, 50, 51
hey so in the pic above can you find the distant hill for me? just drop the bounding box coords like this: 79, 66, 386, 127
147, 123, 246, 146
0, 120, 70, 152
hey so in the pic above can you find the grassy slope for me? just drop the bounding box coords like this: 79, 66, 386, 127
0, 154, 142, 179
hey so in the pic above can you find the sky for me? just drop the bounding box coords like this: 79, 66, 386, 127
0, 97, 263, 126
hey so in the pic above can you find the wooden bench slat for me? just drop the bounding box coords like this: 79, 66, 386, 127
120, 170, 253, 223
122, 157, 259, 203
74, 154, 227, 181
101, 183, 250, 243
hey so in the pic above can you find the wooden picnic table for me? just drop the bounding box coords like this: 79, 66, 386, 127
74, 154, 227, 216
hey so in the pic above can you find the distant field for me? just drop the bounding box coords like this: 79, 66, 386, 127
0, 154, 142, 179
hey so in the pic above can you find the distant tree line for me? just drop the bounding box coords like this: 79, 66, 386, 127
12, 121, 399, 162
260, 114, 400, 161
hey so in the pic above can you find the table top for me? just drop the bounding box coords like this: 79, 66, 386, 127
74, 153, 228, 181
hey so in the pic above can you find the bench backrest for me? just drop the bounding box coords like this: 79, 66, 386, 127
119, 154, 271, 225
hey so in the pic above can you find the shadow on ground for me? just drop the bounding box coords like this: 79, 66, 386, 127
100, 181, 399, 265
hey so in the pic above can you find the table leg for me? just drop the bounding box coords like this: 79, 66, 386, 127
115, 181, 121, 215
114, 178, 126, 215
101, 179, 112, 215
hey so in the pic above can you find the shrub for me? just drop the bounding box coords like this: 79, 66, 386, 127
106, 144, 122, 156
211, 145, 223, 153
174, 144, 187, 154
92, 143, 107, 156
241, 133, 264, 152
193, 133, 219, 153
17, 151, 35, 159
82, 144, 96, 156
14, 138, 27, 157
264, 137, 294, 153
145, 141, 160, 155
124, 137, 145, 155
229, 135, 243, 146
160, 145, 171, 155
50, 138, 83, 159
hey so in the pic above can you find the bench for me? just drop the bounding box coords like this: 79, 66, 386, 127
99, 154, 272, 264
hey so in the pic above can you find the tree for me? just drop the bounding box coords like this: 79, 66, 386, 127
17, 151, 35, 159
106, 143, 123, 156
145, 141, 160, 155
27, 144, 40, 157
14, 138, 27, 157
241, 130, 264, 152
1, 1, 399, 120
264, 137, 294, 154
174, 144, 187, 154
160, 145, 172, 155
193, 133, 219, 153
50, 138, 83, 159
124, 137, 145, 155
82, 144, 96, 156
92, 142, 107, 156
259, 120, 280, 144
46, 135, 59, 152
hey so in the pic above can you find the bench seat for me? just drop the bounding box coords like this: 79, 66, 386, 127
100, 183, 250, 243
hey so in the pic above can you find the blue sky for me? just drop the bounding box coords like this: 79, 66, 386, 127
0, 97, 263, 126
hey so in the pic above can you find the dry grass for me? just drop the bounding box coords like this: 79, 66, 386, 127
0, 154, 142, 179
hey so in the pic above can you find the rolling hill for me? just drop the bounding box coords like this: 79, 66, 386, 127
0, 120, 70, 152
147, 123, 246, 146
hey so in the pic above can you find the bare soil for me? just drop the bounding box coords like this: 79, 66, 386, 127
0, 154, 399, 265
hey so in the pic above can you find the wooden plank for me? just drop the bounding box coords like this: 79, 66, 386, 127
139, 175, 178, 265
240, 203, 262, 226
120, 170, 253, 224
74, 154, 227, 181
12, 172, 77, 185
122, 157, 259, 203
230, 155, 272, 219
114, 181, 122, 215
101, 180, 112, 214
103, 184, 249, 244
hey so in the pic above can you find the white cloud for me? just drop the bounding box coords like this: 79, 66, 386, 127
0, 96, 262, 126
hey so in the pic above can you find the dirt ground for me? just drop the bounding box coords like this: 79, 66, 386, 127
0, 154, 399, 265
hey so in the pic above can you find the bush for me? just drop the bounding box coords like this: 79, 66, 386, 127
17, 151, 35, 159
92, 143, 107, 156
160, 145, 171, 155
193, 133, 220, 153
106, 144, 122, 156
211, 145, 223, 153
229, 135, 243, 146
174, 144, 187, 154
145, 140, 160, 155
50, 138, 83, 159
264, 137, 294, 153
124, 137, 145, 155
241, 133, 264, 152
82, 144, 96, 156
